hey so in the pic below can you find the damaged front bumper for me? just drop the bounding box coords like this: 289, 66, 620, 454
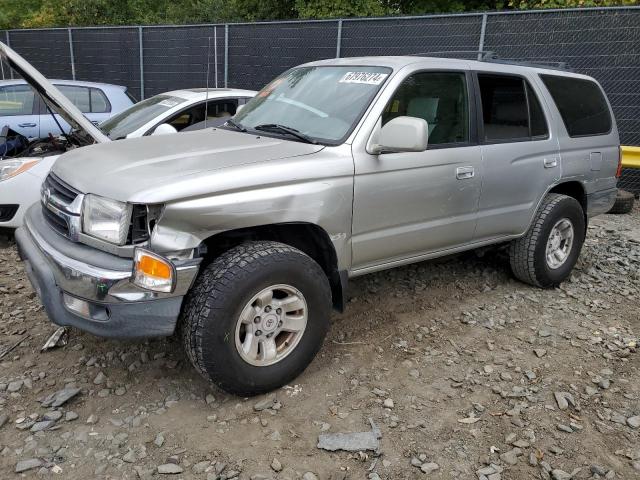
15, 204, 200, 338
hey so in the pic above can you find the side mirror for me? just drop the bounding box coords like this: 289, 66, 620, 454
371, 116, 428, 154
152, 124, 178, 136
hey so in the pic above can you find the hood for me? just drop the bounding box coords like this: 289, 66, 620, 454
52, 128, 324, 202
0, 42, 109, 144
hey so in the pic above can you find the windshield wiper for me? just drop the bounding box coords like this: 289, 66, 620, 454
225, 118, 247, 132
254, 124, 317, 144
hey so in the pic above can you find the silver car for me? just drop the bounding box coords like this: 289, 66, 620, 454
16, 55, 620, 396
0, 79, 134, 140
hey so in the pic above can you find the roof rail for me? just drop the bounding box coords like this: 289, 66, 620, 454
483, 57, 571, 72
408, 50, 571, 71
408, 50, 496, 60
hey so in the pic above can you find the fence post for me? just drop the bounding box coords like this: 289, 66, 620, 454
336, 20, 343, 58
6, 31, 13, 79
214, 26, 218, 89
138, 26, 145, 100
68, 28, 76, 80
224, 24, 229, 88
478, 13, 488, 60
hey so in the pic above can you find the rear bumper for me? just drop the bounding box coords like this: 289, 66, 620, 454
586, 187, 617, 217
15, 205, 200, 338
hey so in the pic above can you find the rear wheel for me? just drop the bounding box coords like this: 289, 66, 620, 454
180, 241, 331, 396
509, 193, 585, 288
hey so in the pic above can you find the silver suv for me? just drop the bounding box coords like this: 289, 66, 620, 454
16, 56, 621, 395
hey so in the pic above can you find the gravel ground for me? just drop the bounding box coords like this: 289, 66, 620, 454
0, 205, 638, 479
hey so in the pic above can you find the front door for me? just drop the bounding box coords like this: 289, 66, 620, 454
0, 84, 39, 139
352, 71, 482, 271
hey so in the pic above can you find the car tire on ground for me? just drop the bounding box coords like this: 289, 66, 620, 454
509, 193, 585, 288
607, 189, 635, 215
180, 240, 332, 396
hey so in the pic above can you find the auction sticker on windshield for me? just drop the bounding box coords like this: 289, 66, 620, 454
339, 72, 389, 85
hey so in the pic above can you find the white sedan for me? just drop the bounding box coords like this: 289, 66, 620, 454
0, 41, 255, 229
99, 88, 256, 140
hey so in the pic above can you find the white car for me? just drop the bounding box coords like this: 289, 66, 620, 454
0, 41, 256, 229
100, 88, 256, 140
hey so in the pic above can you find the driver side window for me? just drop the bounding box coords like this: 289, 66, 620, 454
383, 72, 469, 147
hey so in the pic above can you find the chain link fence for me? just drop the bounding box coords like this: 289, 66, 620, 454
1, 7, 639, 192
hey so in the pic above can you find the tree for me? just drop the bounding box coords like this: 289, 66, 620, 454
296, 0, 391, 18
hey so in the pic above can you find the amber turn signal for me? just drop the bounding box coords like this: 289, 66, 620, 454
132, 249, 174, 293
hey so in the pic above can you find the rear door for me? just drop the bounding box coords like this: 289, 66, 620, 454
0, 84, 39, 139
540, 74, 619, 199
39, 85, 112, 135
473, 72, 559, 242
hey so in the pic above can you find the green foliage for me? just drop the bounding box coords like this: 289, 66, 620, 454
296, 0, 390, 19
0, 0, 636, 29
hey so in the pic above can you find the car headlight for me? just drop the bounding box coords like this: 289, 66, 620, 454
0, 158, 40, 182
82, 194, 132, 245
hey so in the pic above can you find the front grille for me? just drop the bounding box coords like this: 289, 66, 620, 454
44, 173, 79, 205
42, 206, 69, 235
41, 173, 81, 238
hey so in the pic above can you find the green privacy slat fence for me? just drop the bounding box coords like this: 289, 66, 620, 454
3, 7, 640, 191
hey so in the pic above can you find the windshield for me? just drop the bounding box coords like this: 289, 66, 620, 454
100, 95, 187, 139
231, 66, 392, 144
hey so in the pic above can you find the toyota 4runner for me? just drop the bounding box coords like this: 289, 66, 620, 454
16, 56, 621, 395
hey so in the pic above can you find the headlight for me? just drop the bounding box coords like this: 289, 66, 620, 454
0, 158, 40, 182
82, 194, 132, 245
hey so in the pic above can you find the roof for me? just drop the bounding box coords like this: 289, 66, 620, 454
302, 56, 594, 81
160, 88, 257, 101
0, 78, 128, 90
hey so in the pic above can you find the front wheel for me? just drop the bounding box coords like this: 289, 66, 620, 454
180, 241, 331, 396
509, 193, 585, 288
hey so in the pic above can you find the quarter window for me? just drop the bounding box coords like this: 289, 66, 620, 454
478, 74, 549, 142
0, 84, 35, 116
383, 72, 469, 146
90, 88, 110, 113
541, 75, 612, 137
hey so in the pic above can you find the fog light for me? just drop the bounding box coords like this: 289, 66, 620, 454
132, 248, 175, 293
63, 293, 91, 318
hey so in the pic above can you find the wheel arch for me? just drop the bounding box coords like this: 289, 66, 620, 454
548, 181, 587, 212
199, 222, 346, 312
548, 180, 588, 232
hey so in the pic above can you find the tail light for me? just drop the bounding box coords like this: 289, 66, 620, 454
616, 146, 623, 178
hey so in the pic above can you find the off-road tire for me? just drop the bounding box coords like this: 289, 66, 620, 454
509, 193, 585, 288
607, 189, 635, 215
180, 241, 331, 396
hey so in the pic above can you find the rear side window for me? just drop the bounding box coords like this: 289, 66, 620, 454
541, 75, 612, 137
477, 74, 549, 142
54, 85, 111, 114
57, 85, 91, 113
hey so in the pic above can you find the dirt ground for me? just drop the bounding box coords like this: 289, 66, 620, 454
0, 205, 638, 480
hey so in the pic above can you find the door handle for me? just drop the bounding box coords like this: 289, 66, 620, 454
18, 123, 37, 128
544, 157, 558, 168
456, 166, 475, 180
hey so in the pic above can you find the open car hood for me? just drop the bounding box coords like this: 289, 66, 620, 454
0, 41, 109, 144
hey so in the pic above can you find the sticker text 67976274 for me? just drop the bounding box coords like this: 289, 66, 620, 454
339, 72, 389, 85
